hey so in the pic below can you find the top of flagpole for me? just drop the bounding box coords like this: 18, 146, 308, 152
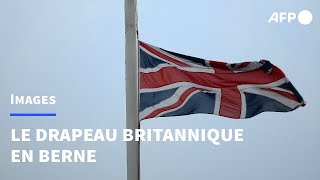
125, 0, 138, 32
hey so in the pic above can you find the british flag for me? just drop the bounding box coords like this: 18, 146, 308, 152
139, 41, 305, 120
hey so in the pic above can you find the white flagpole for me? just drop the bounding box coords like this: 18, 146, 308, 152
125, 0, 140, 180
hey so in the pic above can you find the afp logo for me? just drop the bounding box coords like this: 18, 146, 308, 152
268, 10, 313, 25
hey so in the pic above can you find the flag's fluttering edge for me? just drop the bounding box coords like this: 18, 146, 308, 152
139, 41, 306, 120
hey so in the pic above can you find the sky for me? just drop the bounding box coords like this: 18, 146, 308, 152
0, 0, 319, 180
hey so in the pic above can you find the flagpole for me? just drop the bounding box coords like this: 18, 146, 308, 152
125, 0, 140, 180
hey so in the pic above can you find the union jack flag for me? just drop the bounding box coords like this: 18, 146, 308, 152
139, 41, 305, 120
